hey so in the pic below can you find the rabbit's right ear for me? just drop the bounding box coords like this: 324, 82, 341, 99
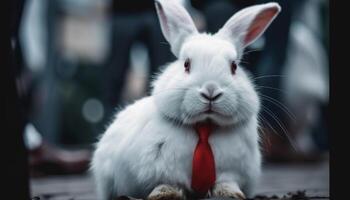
155, 0, 198, 57
215, 3, 281, 54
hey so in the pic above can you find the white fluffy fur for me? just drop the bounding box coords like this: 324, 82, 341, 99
91, 1, 280, 199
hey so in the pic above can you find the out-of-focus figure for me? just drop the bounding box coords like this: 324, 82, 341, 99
102, 0, 175, 121
19, 0, 97, 176
281, 0, 329, 157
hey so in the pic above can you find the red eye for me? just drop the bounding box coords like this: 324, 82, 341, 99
184, 58, 191, 73
231, 61, 237, 74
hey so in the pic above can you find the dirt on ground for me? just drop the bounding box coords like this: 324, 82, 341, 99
114, 191, 330, 200
246, 190, 329, 200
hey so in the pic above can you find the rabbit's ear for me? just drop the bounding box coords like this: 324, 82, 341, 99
155, 0, 198, 57
216, 2, 281, 50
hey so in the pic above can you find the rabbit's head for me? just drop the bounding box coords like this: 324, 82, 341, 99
152, 0, 281, 126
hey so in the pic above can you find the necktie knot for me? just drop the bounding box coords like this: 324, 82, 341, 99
195, 122, 213, 142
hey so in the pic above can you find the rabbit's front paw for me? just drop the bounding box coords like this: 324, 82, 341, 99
147, 184, 185, 200
212, 182, 246, 200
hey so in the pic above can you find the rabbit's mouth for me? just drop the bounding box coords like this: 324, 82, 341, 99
203, 106, 213, 114
191, 112, 234, 127
199, 108, 232, 120
204, 109, 213, 114
202, 104, 228, 117
203, 103, 218, 114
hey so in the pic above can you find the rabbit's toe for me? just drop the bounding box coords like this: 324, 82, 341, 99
147, 184, 185, 200
212, 182, 246, 200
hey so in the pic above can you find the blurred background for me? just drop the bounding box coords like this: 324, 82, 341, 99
7, 0, 329, 197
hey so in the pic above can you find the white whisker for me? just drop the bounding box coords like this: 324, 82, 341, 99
260, 105, 298, 151
259, 94, 296, 122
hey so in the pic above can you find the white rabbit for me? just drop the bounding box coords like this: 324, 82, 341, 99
91, 1, 280, 199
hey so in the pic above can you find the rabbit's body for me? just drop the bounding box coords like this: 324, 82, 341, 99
92, 1, 280, 199
92, 96, 261, 199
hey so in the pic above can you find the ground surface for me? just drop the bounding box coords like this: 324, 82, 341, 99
30, 161, 329, 200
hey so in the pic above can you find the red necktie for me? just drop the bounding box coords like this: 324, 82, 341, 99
191, 122, 216, 197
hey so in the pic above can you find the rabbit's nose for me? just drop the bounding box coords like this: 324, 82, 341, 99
200, 82, 223, 102
200, 92, 223, 101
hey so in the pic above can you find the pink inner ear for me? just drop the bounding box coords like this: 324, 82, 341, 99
244, 8, 278, 45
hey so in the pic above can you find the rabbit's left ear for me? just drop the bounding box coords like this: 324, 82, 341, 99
216, 3, 281, 51
155, 0, 198, 57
